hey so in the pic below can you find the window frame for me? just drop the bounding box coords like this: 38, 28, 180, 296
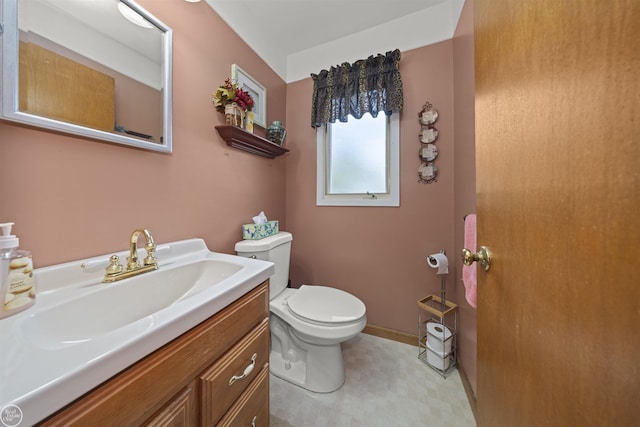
316, 113, 400, 207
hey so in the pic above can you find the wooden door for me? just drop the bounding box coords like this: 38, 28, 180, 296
474, 0, 639, 425
19, 42, 115, 132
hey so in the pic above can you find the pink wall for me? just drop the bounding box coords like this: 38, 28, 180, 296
284, 42, 456, 335
453, 0, 478, 397
0, 0, 287, 267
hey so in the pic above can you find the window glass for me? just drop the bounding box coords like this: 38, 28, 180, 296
316, 113, 399, 207
328, 114, 387, 194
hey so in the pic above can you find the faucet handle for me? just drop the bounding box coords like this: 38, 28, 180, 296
105, 255, 124, 275
143, 242, 157, 267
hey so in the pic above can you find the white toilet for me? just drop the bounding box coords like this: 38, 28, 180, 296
235, 231, 366, 393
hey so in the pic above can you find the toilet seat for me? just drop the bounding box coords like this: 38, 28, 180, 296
287, 285, 366, 325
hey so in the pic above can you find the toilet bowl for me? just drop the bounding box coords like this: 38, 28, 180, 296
269, 286, 366, 392
235, 232, 367, 393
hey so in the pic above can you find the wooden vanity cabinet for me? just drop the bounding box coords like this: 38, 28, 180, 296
39, 281, 270, 427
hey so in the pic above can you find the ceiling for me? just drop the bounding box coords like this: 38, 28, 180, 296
24, 1, 464, 84
204, 0, 465, 82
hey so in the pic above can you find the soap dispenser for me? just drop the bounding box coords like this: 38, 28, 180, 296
0, 222, 36, 319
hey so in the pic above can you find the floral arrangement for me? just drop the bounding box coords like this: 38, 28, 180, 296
212, 78, 254, 112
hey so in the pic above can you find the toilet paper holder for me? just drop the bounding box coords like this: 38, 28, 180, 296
427, 250, 448, 310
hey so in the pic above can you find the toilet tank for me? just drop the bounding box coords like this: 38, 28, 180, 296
235, 231, 292, 299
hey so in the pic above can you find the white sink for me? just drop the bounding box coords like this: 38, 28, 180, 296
0, 238, 274, 426
20, 259, 243, 349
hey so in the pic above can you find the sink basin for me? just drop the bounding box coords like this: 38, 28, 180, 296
21, 259, 243, 349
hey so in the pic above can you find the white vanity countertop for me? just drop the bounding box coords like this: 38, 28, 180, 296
0, 238, 274, 426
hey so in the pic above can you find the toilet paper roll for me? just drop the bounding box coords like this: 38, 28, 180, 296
427, 253, 449, 274
426, 345, 451, 371
427, 322, 453, 354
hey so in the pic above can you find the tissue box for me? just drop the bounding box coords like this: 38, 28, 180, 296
242, 221, 279, 240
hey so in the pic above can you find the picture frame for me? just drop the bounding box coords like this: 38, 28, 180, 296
231, 64, 267, 128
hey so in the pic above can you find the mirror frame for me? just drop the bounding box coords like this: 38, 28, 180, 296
0, 0, 173, 152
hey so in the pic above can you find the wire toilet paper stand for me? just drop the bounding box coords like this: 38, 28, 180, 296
418, 250, 458, 378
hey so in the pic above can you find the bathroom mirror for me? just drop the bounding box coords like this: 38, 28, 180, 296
0, 0, 173, 152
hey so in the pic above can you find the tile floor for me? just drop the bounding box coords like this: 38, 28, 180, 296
270, 333, 476, 427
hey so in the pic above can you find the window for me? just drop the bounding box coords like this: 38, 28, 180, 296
316, 113, 399, 207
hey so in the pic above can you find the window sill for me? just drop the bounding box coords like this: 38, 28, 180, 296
215, 125, 289, 159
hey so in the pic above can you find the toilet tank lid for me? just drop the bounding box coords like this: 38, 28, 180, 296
235, 231, 292, 252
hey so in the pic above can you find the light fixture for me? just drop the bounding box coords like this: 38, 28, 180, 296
117, 1, 154, 28
184, 0, 201, 2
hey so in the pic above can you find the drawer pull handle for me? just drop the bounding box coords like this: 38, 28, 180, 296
229, 353, 257, 385
251, 415, 257, 426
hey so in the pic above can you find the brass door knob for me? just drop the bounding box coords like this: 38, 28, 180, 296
461, 246, 492, 271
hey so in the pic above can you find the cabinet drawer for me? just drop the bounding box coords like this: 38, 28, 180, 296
216, 365, 269, 427
201, 319, 269, 425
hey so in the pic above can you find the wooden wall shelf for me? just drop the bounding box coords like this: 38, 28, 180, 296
215, 125, 289, 159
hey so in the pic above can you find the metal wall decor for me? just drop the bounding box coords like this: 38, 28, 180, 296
418, 101, 439, 184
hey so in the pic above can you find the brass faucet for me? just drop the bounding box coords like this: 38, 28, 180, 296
103, 229, 159, 283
